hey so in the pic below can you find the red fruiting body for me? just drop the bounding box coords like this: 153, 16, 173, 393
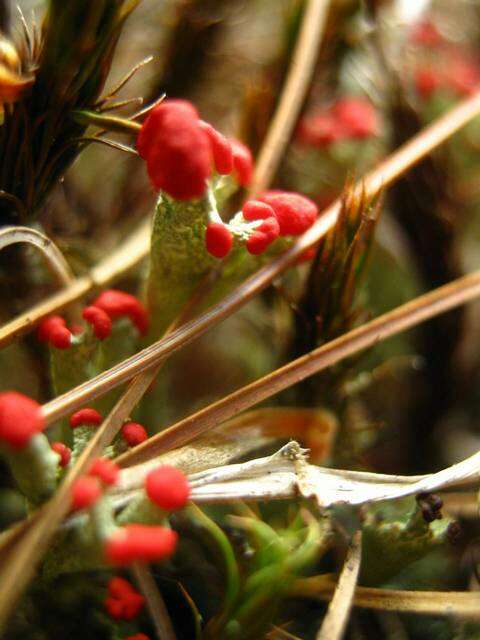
242, 200, 275, 222
445, 55, 480, 96
246, 217, 280, 255
230, 139, 254, 186
410, 21, 443, 47
332, 97, 378, 140
259, 191, 318, 236
297, 113, 341, 147
199, 120, 234, 174
296, 246, 317, 264
137, 100, 212, 200
105, 525, 178, 565
125, 635, 151, 640
122, 421, 148, 447
104, 592, 145, 621
107, 576, 136, 599
205, 222, 233, 259
0, 392, 45, 450
137, 99, 198, 160
105, 577, 145, 621
71, 476, 102, 510
37, 315, 72, 349
82, 305, 112, 340
414, 68, 440, 99
145, 465, 191, 511
93, 289, 149, 336
89, 457, 120, 486
70, 407, 103, 429
51, 441, 71, 467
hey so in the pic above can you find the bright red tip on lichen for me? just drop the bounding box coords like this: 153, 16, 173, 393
82, 305, 112, 340
199, 120, 234, 175
89, 457, 120, 486
105, 525, 178, 565
137, 100, 211, 200
105, 577, 145, 621
71, 476, 102, 511
414, 68, 440, 99
37, 315, 72, 349
51, 441, 71, 467
332, 97, 378, 140
107, 576, 136, 598
69, 407, 103, 429
259, 191, 318, 236
410, 21, 443, 47
205, 222, 233, 259
246, 217, 280, 255
230, 139, 254, 186
0, 391, 45, 450
145, 465, 190, 511
93, 289, 149, 336
242, 200, 275, 222
122, 421, 148, 447
297, 113, 341, 147
125, 634, 151, 640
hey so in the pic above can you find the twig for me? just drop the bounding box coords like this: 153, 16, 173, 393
316, 531, 362, 640
131, 562, 177, 640
117, 267, 480, 466
38, 89, 480, 426
249, 0, 331, 196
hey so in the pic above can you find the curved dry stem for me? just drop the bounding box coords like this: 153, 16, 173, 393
117, 268, 480, 467
0, 218, 150, 347
0, 226, 74, 289
249, 0, 331, 196
40, 89, 480, 426
131, 563, 177, 640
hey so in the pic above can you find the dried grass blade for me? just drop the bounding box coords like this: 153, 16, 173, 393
294, 577, 480, 618
131, 562, 177, 640
316, 531, 362, 640
250, 0, 331, 195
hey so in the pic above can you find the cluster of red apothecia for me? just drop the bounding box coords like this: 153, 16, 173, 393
136, 99, 320, 260
297, 97, 379, 149
37, 289, 148, 349
0, 391, 189, 568
410, 20, 480, 100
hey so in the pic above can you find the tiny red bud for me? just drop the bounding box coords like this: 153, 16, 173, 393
205, 222, 233, 259
246, 217, 280, 255
71, 476, 102, 511
93, 290, 149, 336
37, 315, 72, 349
199, 120, 234, 174
125, 635, 151, 640
89, 457, 120, 486
51, 441, 71, 467
122, 421, 148, 447
82, 305, 112, 340
414, 68, 440, 99
0, 391, 45, 450
230, 139, 253, 186
69, 407, 103, 429
242, 200, 275, 222
145, 465, 190, 511
105, 525, 178, 565
296, 113, 341, 147
105, 577, 145, 621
